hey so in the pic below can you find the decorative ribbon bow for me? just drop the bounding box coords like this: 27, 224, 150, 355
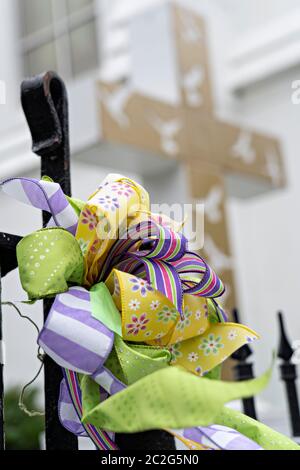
1, 174, 298, 451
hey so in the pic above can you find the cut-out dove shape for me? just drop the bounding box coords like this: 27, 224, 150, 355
265, 148, 281, 186
203, 185, 223, 224
101, 80, 132, 128
179, 10, 202, 44
182, 65, 205, 107
231, 131, 256, 164
147, 114, 183, 157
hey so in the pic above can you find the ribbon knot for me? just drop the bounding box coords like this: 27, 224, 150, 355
98, 219, 225, 319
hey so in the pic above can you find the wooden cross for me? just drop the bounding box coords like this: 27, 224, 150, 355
98, 4, 285, 316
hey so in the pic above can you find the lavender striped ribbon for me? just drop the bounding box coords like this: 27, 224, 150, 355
62, 370, 118, 449
58, 378, 88, 437
38, 285, 125, 444
177, 425, 263, 450
58, 377, 116, 440
38, 286, 113, 374
38, 286, 124, 395
0, 177, 78, 235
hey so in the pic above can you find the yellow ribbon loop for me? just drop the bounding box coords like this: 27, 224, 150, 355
105, 270, 259, 376
76, 176, 150, 286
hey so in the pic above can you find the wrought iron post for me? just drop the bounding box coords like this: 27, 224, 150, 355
231, 308, 257, 420
21, 72, 77, 450
277, 312, 300, 437
0, 232, 23, 450
0, 266, 3, 451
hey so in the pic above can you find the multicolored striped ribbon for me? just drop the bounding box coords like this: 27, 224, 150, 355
100, 220, 224, 317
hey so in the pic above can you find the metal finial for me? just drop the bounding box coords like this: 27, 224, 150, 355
277, 311, 294, 362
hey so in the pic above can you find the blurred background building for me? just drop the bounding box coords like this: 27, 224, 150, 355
1, 0, 300, 445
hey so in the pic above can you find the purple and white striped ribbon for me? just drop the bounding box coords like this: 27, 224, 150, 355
92, 367, 125, 395
176, 425, 262, 450
58, 378, 117, 441
38, 286, 125, 395
38, 286, 113, 375
58, 378, 88, 437
0, 177, 78, 235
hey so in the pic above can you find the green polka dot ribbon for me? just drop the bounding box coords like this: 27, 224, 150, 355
17, 228, 84, 300
82, 363, 273, 433
215, 407, 299, 450
105, 335, 171, 385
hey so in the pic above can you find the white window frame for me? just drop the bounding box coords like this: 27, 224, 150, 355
19, 0, 100, 80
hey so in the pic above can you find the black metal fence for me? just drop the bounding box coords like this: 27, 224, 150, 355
0, 72, 299, 450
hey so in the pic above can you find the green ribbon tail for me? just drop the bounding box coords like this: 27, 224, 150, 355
215, 406, 300, 450
82, 361, 273, 433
